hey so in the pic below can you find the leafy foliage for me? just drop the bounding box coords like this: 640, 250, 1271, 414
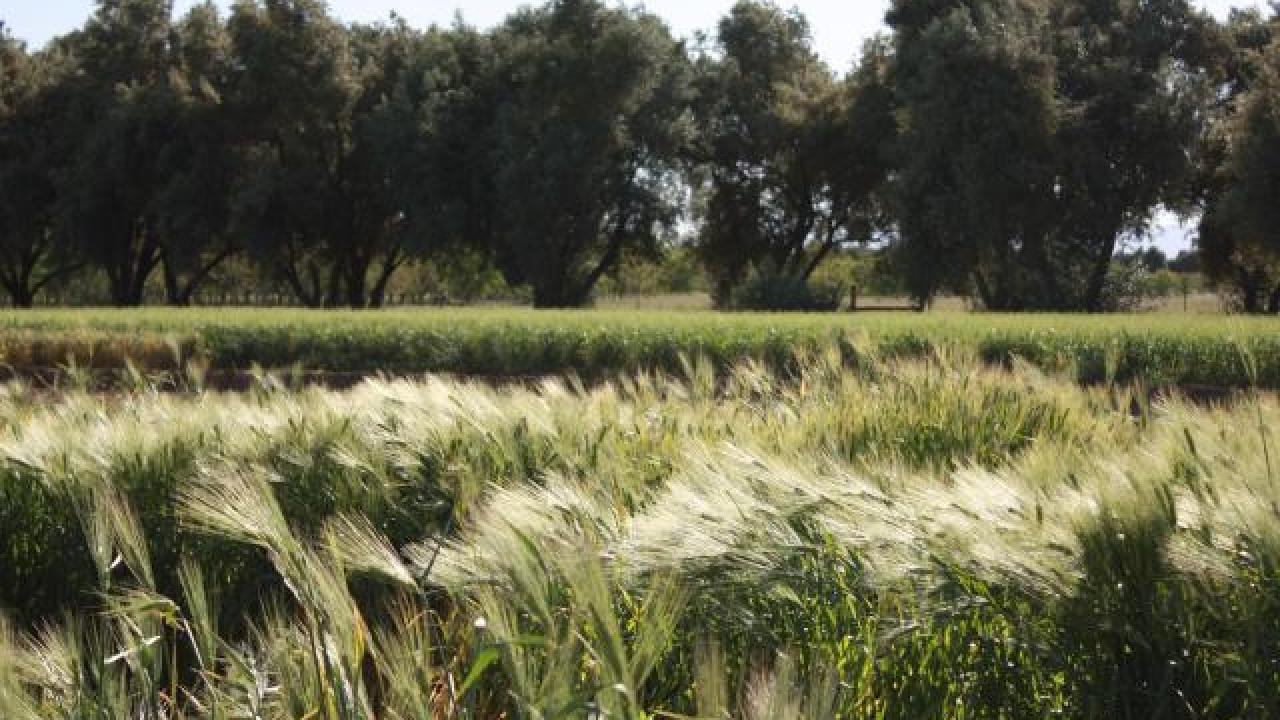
0, 29, 78, 307
1198, 9, 1280, 312
0, 0, 1271, 311
726, 267, 844, 311
890, 0, 1214, 310
476, 0, 695, 307
694, 2, 893, 306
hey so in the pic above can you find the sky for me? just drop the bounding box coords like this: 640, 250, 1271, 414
3, 0, 1270, 254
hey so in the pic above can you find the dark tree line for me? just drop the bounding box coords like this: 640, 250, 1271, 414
0, 0, 1277, 310
1197, 5, 1280, 312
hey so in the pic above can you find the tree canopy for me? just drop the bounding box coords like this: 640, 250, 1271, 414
889, 0, 1214, 311
473, 0, 694, 307
1197, 7, 1280, 311
0, 0, 1269, 310
694, 2, 894, 306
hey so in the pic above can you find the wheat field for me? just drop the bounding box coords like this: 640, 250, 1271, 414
1, 344, 1278, 718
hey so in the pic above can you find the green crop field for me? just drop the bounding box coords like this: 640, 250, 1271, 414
1, 345, 1279, 718
1, 307, 1279, 387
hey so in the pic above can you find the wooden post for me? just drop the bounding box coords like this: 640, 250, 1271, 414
849, 284, 858, 312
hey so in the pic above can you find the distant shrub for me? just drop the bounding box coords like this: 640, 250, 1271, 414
724, 269, 844, 312
1099, 261, 1192, 311
1097, 261, 1156, 312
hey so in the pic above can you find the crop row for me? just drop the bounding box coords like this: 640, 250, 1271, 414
0, 308, 1279, 386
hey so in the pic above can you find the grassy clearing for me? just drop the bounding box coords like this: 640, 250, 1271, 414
0, 307, 1278, 386
1, 347, 1279, 718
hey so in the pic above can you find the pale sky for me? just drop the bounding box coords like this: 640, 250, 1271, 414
3, 0, 1269, 253
5, 1, 1260, 69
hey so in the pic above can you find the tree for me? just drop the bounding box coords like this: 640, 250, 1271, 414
1138, 247, 1168, 274
53, 0, 188, 306
334, 19, 419, 308
0, 23, 17, 121
1195, 8, 1280, 312
229, 2, 455, 308
346, 20, 488, 308
353, 21, 509, 308
1046, 0, 1216, 311
30, 1, 247, 307
1169, 249, 1201, 274
153, 3, 242, 305
888, 0, 1059, 309
888, 0, 1214, 311
1199, 29, 1280, 312
228, 0, 356, 307
0, 29, 80, 306
478, 0, 694, 308
693, 3, 894, 305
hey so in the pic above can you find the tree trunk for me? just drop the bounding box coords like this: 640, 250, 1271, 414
532, 285, 573, 309
162, 248, 236, 307
534, 225, 627, 308
1, 250, 83, 309
800, 226, 840, 281
275, 234, 328, 308
162, 259, 183, 306
1237, 267, 1263, 314
108, 267, 151, 306
322, 261, 345, 309
1027, 234, 1064, 310
280, 266, 319, 308
1267, 283, 1280, 315
106, 224, 163, 307
4, 283, 34, 309
973, 269, 1012, 311
533, 276, 594, 308
1083, 233, 1119, 313
0, 265, 35, 308
343, 255, 372, 309
368, 248, 404, 309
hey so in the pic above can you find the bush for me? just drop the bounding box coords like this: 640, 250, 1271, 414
811, 249, 907, 297
1097, 261, 1157, 312
724, 268, 844, 311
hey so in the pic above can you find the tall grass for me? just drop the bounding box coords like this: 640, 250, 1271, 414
1, 346, 1279, 717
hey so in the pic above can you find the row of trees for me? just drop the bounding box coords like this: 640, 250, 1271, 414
0, 0, 1277, 310
889, 0, 1280, 312
1199, 3, 1280, 312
